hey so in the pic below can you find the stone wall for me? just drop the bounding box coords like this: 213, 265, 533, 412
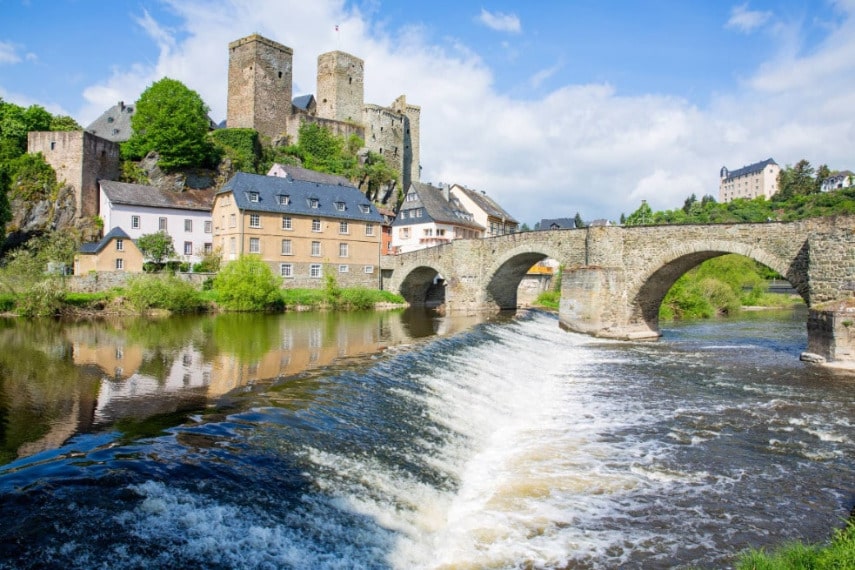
67, 272, 214, 293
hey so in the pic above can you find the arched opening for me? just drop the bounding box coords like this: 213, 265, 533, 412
485, 252, 552, 310
398, 266, 444, 307
633, 252, 806, 333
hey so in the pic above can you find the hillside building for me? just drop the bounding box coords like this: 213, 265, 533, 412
449, 184, 518, 237
719, 158, 780, 203
391, 182, 484, 254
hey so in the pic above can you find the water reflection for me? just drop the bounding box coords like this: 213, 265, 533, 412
0, 309, 487, 465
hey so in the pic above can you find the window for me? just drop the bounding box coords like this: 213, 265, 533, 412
278, 195, 291, 205
363, 265, 374, 274
249, 213, 260, 228
204, 221, 212, 233
249, 192, 259, 202
159, 217, 167, 231
310, 264, 322, 278
310, 198, 319, 208
423, 228, 433, 237
229, 237, 236, 254
406, 192, 417, 202
339, 221, 349, 234
335, 202, 346, 211
339, 243, 349, 257
311, 241, 321, 256
311, 219, 321, 232
204, 242, 212, 254
281, 216, 292, 230
184, 241, 193, 255
365, 223, 375, 236
400, 228, 410, 239
281, 239, 292, 255
115, 258, 124, 270
359, 204, 370, 214
280, 263, 293, 277
131, 215, 140, 229
437, 229, 446, 236
116, 238, 124, 251
184, 219, 193, 232
338, 265, 349, 273
249, 237, 260, 253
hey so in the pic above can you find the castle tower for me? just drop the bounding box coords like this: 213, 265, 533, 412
316, 51, 364, 122
227, 34, 293, 141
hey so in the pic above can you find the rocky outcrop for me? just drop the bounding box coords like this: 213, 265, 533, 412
4, 184, 100, 252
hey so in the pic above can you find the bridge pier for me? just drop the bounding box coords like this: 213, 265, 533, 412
801, 303, 855, 366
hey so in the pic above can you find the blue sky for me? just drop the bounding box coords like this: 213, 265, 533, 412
2, 0, 854, 225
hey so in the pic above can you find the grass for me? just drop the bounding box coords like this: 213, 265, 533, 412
533, 290, 560, 311
736, 522, 855, 570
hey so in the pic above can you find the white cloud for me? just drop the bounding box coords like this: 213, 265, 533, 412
477, 9, 521, 34
726, 4, 773, 33
69, 0, 855, 225
0, 41, 22, 65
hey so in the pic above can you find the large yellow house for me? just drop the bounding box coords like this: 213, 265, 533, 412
213, 172, 384, 287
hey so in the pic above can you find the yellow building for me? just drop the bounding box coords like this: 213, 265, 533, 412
719, 158, 780, 203
213, 172, 384, 287
74, 227, 144, 274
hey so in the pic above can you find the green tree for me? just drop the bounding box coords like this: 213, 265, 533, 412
624, 200, 654, 226
0, 99, 53, 160
573, 212, 585, 228
122, 78, 218, 170
212, 255, 282, 311
0, 163, 11, 241
49, 115, 81, 131
136, 231, 176, 267
776, 159, 817, 200
6, 153, 59, 201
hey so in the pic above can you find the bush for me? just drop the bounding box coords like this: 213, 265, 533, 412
210, 128, 262, 172
16, 279, 65, 317
534, 290, 560, 310
280, 288, 326, 309
125, 274, 205, 313
213, 256, 282, 311
0, 293, 15, 312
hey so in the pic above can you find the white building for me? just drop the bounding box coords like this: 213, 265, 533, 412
719, 158, 780, 203
448, 183, 518, 237
98, 180, 214, 264
391, 182, 484, 253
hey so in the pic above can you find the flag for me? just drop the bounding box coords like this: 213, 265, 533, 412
335, 24, 339, 32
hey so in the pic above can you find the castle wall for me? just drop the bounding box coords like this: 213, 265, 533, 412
227, 34, 293, 141
284, 110, 365, 148
316, 51, 364, 123
28, 131, 120, 219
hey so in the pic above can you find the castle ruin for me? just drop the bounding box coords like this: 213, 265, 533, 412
226, 34, 420, 192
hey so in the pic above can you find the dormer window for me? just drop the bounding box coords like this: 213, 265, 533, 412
359, 204, 370, 213
309, 198, 319, 208
278, 195, 291, 206
335, 201, 346, 211
249, 192, 259, 202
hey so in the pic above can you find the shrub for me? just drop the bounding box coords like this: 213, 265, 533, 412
338, 287, 376, 310
213, 256, 282, 311
534, 290, 560, 310
16, 279, 65, 317
125, 274, 205, 313
0, 293, 15, 312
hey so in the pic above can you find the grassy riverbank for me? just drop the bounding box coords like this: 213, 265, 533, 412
735, 521, 855, 569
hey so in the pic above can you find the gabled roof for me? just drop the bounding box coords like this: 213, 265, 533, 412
393, 182, 484, 230
100, 180, 213, 211
538, 218, 576, 230
292, 94, 316, 111
86, 101, 136, 142
722, 158, 777, 181
80, 227, 131, 254
267, 163, 356, 188
452, 184, 518, 224
219, 171, 383, 223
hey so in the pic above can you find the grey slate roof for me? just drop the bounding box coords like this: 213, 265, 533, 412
453, 185, 518, 223
722, 158, 777, 182
86, 101, 136, 142
269, 163, 356, 188
80, 227, 131, 254
393, 182, 484, 230
100, 180, 214, 211
220, 172, 383, 223
538, 218, 576, 230
292, 94, 316, 111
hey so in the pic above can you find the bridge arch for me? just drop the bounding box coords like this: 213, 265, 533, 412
391, 261, 454, 307
626, 239, 808, 332
483, 243, 568, 309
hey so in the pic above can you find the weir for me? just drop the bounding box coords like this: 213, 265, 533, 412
381, 215, 855, 366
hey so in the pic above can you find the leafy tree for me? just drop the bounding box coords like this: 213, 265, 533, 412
624, 200, 654, 226
573, 212, 585, 228
49, 115, 81, 131
212, 255, 282, 311
682, 193, 697, 214
122, 78, 219, 170
136, 231, 176, 267
0, 99, 53, 160
776, 159, 817, 200
6, 153, 59, 201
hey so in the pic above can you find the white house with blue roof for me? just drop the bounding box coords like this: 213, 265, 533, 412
213, 172, 384, 288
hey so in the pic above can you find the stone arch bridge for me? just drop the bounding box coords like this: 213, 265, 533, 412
380, 216, 855, 365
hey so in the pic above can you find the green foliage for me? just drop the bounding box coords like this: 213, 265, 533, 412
62, 291, 112, 308
213, 255, 282, 311
16, 278, 65, 317
0, 231, 78, 294
122, 78, 219, 170
279, 284, 404, 310
624, 200, 654, 226
534, 290, 560, 310
0, 98, 52, 160
120, 160, 149, 184
6, 152, 59, 201
0, 292, 14, 312
0, 162, 10, 240
124, 274, 205, 313
136, 231, 176, 266
324, 273, 343, 307
280, 287, 327, 308
736, 522, 855, 570
210, 128, 262, 172
192, 247, 222, 273
48, 115, 81, 131
574, 212, 585, 228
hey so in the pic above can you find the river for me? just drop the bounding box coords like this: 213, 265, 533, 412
0, 308, 852, 569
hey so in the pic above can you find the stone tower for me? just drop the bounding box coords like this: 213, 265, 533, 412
316, 51, 364, 122
227, 34, 293, 141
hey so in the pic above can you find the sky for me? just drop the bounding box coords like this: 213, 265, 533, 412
1, 0, 854, 226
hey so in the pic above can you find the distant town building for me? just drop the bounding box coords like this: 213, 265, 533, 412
391, 182, 484, 253
85, 101, 137, 142
448, 184, 518, 237
719, 158, 780, 203
820, 170, 854, 192
537, 218, 576, 230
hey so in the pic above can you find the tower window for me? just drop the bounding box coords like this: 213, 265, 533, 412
278, 71, 282, 78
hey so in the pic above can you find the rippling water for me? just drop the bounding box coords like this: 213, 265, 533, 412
0, 309, 853, 569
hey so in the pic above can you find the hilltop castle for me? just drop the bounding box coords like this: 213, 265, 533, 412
226, 34, 421, 192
